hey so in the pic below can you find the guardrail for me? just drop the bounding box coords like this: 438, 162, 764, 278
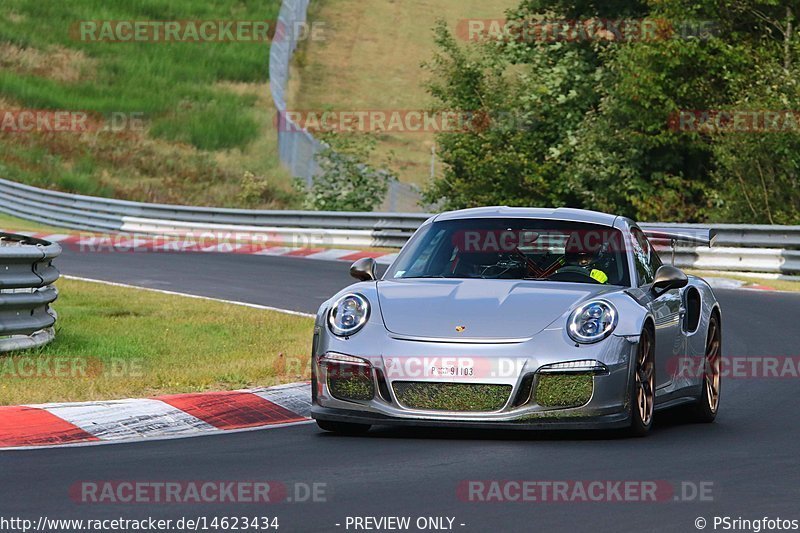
2, 177, 799, 276
269, 0, 422, 212
0, 232, 61, 352
0, 178, 428, 248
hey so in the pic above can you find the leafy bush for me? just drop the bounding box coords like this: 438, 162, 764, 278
301, 134, 396, 212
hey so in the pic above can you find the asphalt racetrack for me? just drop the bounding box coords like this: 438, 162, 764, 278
1, 248, 799, 532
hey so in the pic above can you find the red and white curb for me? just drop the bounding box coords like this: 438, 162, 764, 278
1, 230, 399, 265
0, 382, 312, 450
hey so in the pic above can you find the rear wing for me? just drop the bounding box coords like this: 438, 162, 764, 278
641, 226, 716, 247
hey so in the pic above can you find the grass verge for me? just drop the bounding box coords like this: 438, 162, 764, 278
0, 212, 71, 233
288, 0, 517, 187
1, 1, 299, 208
0, 278, 313, 405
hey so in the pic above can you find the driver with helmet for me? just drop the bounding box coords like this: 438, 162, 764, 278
555, 239, 609, 284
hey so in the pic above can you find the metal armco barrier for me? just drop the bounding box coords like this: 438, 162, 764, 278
2, 177, 799, 275
639, 222, 800, 275
0, 231, 61, 352
0, 178, 428, 249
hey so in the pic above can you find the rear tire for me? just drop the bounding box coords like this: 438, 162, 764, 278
687, 314, 721, 423
316, 420, 371, 435
627, 326, 655, 437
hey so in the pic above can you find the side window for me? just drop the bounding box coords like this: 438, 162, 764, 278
631, 227, 662, 286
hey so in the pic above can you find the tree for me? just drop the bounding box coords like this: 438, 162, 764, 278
422, 20, 603, 210
423, 0, 800, 223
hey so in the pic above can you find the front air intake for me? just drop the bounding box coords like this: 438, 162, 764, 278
392, 382, 511, 412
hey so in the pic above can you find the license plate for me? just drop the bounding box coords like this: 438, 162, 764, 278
429, 365, 474, 377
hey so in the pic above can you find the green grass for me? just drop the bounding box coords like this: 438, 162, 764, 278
0, 212, 70, 233
1, 1, 273, 135
0, 1, 299, 208
0, 278, 314, 405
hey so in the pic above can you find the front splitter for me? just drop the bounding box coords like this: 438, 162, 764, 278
311, 405, 631, 431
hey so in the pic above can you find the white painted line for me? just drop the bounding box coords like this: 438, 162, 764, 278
41, 234, 72, 242
253, 246, 297, 256
304, 249, 354, 261
151, 240, 199, 252
251, 383, 312, 418
199, 243, 246, 253
0, 419, 315, 452
61, 276, 316, 318
33, 399, 217, 440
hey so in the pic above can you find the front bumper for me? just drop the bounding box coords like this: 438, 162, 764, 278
312, 325, 638, 430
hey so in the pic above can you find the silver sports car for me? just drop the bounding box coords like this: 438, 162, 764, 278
311, 207, 721, 436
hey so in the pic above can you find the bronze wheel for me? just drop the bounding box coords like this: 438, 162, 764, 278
688, 314, 721, 423
705, 316, 721, 413
629, 326, 655, 437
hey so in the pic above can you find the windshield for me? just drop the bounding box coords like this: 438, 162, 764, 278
386, 218, 631, 286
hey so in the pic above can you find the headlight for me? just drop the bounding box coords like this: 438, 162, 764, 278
567, 300, 618, 344
328, 293, 370, 337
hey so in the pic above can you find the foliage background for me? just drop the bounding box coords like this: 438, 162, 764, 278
423, 0, 800, 224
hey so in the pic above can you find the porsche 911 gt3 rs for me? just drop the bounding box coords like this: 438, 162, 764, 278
311, 207, 721, 437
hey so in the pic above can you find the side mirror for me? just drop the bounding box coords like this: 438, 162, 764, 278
652, 265, 688, 294
350, 257, 377, 282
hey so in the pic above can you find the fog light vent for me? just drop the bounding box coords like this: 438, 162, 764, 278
326, 363, 375, 402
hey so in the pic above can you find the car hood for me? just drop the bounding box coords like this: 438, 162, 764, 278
376, 279, 615, 341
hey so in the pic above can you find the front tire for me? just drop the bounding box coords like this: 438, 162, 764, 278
627, 325, 655, 437
316, 420, 371, 435
687, 314, 721, 423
